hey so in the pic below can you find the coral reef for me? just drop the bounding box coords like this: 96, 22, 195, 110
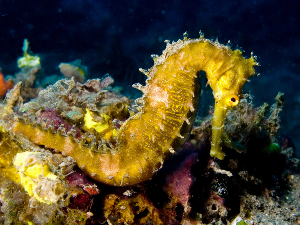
0, 35, 298, 224
11, 36, 256, 187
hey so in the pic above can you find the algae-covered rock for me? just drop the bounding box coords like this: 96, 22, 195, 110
104, 192, 163, 225
13, 151, 69, 205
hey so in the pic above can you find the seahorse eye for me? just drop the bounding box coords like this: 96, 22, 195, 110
225, 94, 239, 107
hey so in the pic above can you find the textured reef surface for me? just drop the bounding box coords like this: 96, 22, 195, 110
0, 36, 299, 225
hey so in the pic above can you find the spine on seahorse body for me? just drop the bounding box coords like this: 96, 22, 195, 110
13, 37, 257, 186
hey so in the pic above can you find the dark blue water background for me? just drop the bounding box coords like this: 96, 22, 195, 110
0, 0, 299, 155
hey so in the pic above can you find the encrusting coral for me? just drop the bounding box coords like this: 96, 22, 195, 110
7, 34, 257, 187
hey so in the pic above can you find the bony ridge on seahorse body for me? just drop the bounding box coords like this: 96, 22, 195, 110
12, 35, 257, 186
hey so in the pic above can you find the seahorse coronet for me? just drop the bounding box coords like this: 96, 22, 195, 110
11, 36, 257, 186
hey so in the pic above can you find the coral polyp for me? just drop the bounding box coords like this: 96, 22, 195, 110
10, 37, 257, 186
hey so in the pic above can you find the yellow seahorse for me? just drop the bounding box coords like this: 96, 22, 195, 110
12, 35, 257, 186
